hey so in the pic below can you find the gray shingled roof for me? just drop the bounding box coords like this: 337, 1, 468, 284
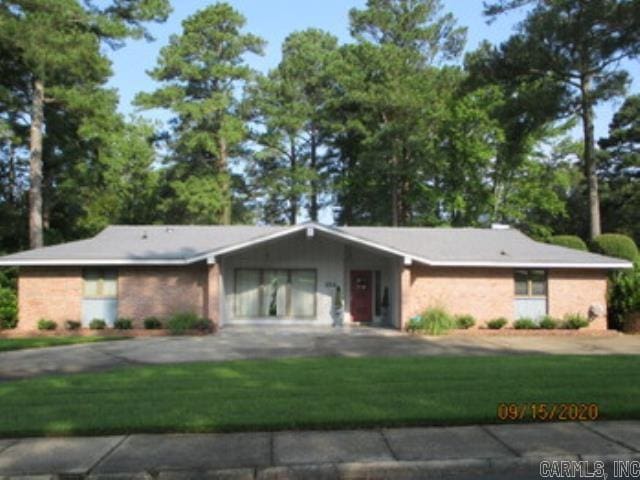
0, 223, 631, 268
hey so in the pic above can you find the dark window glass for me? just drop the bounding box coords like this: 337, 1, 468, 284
514, 270, 547, 297
374, 270, 381, 316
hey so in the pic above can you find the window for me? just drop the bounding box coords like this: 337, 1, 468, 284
234, 269, 317, 318
514, 270, 547, 297
374, 270, 382, 316
83, 269, 118, 298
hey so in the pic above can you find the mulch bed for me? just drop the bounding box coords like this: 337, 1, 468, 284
0, 329, 215, 339
445, 328, 620, 337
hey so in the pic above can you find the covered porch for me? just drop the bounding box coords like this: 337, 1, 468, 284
214, 226, 406, 328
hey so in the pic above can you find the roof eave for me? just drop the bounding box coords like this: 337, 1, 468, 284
0, 258, 190, 266
425, 260, 633, 269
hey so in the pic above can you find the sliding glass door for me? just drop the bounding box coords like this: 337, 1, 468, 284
234, 269, 317, 319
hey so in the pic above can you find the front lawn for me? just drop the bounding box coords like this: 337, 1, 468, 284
0, 336, 131, 352
0, 355, 638, 436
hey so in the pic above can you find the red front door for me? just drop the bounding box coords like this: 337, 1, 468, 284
350, 270, 372, 323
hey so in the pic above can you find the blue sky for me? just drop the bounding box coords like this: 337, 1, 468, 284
106, 0, 639, 141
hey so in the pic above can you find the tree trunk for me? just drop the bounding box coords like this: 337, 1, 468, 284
219, 137, 231, 225
289, 140, 297, 225
580, 75, 601, 240
390, 151, 399, 226
29, 78, 44, 249
309, 131, 318, 222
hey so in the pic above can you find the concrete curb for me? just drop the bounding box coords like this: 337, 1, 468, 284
6, 454, 637, 480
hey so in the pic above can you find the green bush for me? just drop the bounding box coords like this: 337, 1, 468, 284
548, 235, 588, 251
407, 308, 452, 335
454, 314, 476, 329
89, 319, 106, 330
0, 287, 17, 329
65, 320, 81, 330
114, 318, 133, 330
514, 318, 539, 329
143, 317, 163, 330
591, 234, 638, 261
37, 319, 57, 331
539, 316, 558, 330
167, 312, 213, 335
486, 318, 508, 329
562, 313, 589, 330
608, 260, 640, 329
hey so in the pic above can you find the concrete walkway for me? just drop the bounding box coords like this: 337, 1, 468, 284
1, 326, 639, 380
0, 421, 638, 479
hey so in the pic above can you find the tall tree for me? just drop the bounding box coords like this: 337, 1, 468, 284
343, 0, 467, 225
483, 0, 640, 239
136, 3, 264, 225
599, 94, 640, 242
247, 29, 338, 224
0, 0, 170, 248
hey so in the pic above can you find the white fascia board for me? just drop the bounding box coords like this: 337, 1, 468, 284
0, 258, 190, 266
425, 260, 633, 269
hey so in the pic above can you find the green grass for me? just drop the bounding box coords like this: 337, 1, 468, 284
0, 355, 638, 437
0, 336, 131, 352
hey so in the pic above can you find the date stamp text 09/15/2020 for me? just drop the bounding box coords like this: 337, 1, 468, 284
497, 403, 599, 422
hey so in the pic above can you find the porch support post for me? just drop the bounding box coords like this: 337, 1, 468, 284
399, 265, 412, 330
205, 262, 221, 330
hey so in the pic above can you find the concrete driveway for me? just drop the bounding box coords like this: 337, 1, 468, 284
0, 326, 639, 380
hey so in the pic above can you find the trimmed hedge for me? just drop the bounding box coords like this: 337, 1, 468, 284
486, 318, 507, 330
37, 319, 57, 331
167, 312, 213, 335
591, 234, 638, 261
143, 317, 163, 330
114, 318, 133, 330
89, 319, 106, 330
549, 235, 587, 251
454, 314, 476, 329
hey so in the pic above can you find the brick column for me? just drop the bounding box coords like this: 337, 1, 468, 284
205, 262, 221, 329
399, 266, 412, 330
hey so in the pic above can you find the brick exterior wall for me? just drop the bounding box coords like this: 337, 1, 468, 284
402, 266, 514, 327
117, 264, 208, 327
401, 266, 608, 330
548, 269, 608, 330
15, 262, 608, 332
17, 267, 83, 331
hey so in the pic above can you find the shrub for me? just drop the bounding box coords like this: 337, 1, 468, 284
486, 318, 508, 329
65, 320, 81, 330
514, 318, 539, 329
0, 287, 17, 329
591, 234, 638, 261
167, 312, 212, 335
539, 316, 558, 330
548, 235, 588, 251
89, 319, 106, 330
454, 314, 476, 329
608, 260, 640, 329
114, 318, 133, 330
37, 319, 57, 331
562, 313, 589, 330
406, 308, 452, 335
143, 317, 163, 330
